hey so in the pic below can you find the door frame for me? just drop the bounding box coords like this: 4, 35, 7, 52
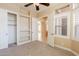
6, 10, 18, 46
39, 16, 48, 43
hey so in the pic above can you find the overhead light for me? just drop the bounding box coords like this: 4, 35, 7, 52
34, 3, 39, 6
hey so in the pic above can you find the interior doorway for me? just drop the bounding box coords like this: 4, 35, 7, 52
38, 16, 48, 43
38, 21, 42, 41
8, 13, 17, 47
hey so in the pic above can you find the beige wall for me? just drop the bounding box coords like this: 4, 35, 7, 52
0, 3, 37, 17
54, 36, 79, 54
0, 3, 38, 45
0, 3, 29, 17
53, 4, 79, 55
54, 37, 71, 49
0, 3, 79, 55
71, 40, 79, 54
42, 4, 79, 55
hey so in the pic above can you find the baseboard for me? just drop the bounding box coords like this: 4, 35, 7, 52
32, 39, 38, 41
17, 40, 31, 45
55, 44, 79, 56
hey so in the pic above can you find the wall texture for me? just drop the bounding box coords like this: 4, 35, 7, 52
0, 3, 79, 55
54, 37, 71, 49
47, 4, 79, 55
71, 39, 79, 54
0, 3, 38, 46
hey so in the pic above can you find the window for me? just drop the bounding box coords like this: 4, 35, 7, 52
73, 4, 79, 9
72, 4, 79, 39
62, 17, 67, 35
55, 16, 67, 36
73, 9, 79, 39
55, 18, 62, 35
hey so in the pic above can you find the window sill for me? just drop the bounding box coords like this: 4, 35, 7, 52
53, 35, 70, 39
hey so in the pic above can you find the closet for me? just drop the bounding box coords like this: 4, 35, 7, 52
0, 8, 38, 49
8, 13, 17, 47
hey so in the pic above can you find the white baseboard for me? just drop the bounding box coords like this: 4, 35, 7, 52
17, 40, 31, 45
32, 39, 38, 41
55, 44, 79, 56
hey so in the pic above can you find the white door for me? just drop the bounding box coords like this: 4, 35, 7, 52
18, 16, 30, 45
0, 9, 8, 49
32, 17, 38, 41
8, 13, 17, 44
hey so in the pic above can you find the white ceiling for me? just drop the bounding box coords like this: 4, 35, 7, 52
15, 3, 55, 13
15, 3, 70, 17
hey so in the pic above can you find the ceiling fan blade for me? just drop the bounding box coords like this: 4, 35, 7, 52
35, 5, 39, 11
40, 3, 50, 6
24, 3, 33, 7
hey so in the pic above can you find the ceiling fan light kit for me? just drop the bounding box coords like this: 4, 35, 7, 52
24, 3, 50, 11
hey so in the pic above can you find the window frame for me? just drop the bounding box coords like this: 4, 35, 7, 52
73, 8, 79, 40
54, 12, 71, 38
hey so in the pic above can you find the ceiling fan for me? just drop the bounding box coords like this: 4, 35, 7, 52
24, 3, 50, 11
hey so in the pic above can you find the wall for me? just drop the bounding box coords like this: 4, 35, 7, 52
54, 37, 71, 49
52, 4, 79, 55
38, 3, 79, 55
0, 3, 79, 54
0, 3, 37, 17
0, 3, 38, 46
71, 8, 79, 54
0, 4, 19, 12
71, 39, 79, 54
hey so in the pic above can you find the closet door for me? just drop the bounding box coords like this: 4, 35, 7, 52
8, 13, 17, 44
0, 9, 8, 49
18, 16, 30, 45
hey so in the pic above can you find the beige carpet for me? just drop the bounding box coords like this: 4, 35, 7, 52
0, 41, 75, 56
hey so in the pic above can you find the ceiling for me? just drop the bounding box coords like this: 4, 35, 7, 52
15, 3, 70, 17
16, 3, 54, 13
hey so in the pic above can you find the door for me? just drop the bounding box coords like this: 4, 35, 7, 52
18, 16, 30, 45
8, 13, 17, 44
32, 17, 38, 41
0, 9, 8, 49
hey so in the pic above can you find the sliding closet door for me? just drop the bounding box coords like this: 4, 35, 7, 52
8, 13, 17, 44
0, 9, 8, 49
18, 16, 30, 45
